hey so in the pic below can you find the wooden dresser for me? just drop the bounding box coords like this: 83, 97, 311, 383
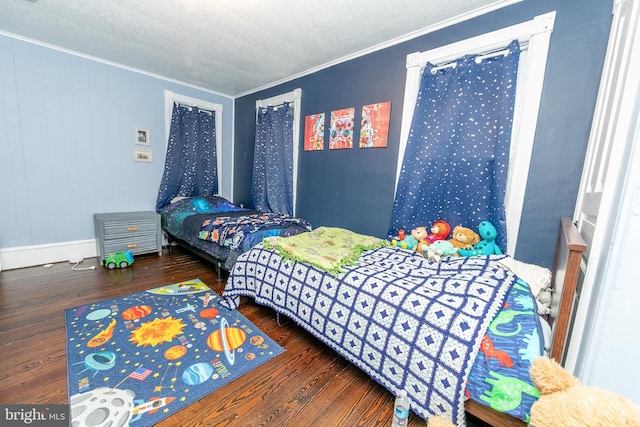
93, 211, 162, 262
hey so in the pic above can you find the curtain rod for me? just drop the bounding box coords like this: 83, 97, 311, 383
175, 101, 214, 114
475, 47, 511, 62
258, 101, 293, 111
430, 47, 512, 74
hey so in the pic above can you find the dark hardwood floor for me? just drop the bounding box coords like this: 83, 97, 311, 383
0, 247, 488, 426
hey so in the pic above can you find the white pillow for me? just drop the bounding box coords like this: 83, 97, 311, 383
170, 196, 188, 204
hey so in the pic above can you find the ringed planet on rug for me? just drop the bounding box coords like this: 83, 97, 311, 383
65, 279, 284, 427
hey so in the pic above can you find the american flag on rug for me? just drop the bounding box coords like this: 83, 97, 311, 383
128, 367, 152, 381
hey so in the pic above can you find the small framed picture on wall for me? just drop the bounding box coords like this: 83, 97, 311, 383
133, 148, 152, 163
135, 128, 150, 145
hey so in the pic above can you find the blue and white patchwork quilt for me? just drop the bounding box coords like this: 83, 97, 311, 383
223, 244, 531, 425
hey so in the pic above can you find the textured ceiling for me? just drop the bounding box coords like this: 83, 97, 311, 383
0, 0, 514, 97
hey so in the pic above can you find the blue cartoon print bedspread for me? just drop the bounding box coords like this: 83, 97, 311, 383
160, 195, 246, 236
222, 244, 533, 425
199, 212, 312, 251
159, 195, 313, 269
465, 278, 543, 423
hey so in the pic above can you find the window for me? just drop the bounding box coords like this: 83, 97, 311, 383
254, 88, 302, 215
163, 90, 224, 197
396, 12, 556, 254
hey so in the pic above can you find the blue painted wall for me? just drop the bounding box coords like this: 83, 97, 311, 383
0, 35, 233, 249
233, 0, 613, 268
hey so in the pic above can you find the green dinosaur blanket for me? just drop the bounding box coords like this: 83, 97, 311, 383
262, 226, 388, 275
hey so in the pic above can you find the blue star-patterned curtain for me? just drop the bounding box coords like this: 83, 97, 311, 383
389, 40, 520, 251
251, 102, 294, 215
156, 103, 218, 212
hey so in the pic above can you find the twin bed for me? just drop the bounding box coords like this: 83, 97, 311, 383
160, 195, 311, 275
160, 198, 585, 426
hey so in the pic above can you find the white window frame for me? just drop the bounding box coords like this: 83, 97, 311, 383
255, 88, 302, 216
163, 90, 224, 198
396, 12, 555, 255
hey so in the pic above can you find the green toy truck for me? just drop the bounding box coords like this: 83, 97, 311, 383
104, 250, 134, 269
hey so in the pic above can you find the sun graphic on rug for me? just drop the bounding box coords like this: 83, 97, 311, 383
129, 317, 186, 347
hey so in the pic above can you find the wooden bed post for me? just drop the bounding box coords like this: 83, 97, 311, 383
549, 216, 587, 364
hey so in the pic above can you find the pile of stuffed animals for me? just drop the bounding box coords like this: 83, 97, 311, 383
391, 219, 503, 262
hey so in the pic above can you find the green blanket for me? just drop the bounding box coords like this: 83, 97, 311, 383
262, 226, 388, 275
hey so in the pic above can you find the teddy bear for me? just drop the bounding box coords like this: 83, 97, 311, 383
527, 356, 640, 426
426, 416, 455, 427
426, 220, 451, 244
448, 225, 480, 250
458, 221, 502, 257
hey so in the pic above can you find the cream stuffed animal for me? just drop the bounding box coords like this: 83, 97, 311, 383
529, 356, 640, 426
426, 416, 455, 426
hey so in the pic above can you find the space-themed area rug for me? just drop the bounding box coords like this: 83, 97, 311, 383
64, 279, 284, 427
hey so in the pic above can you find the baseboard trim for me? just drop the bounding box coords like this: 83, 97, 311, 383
0, 240, 97, 271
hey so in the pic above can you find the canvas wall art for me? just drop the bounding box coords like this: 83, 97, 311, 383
303, 113, 325, 151
329, 107, 354, 150
359, 102, 391, 148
